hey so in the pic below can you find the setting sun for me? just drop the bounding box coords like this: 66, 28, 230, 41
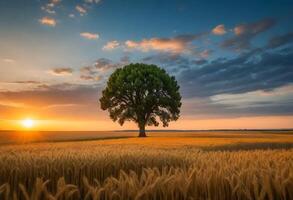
21, 118, 35, 128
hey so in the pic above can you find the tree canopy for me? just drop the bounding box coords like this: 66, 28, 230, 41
99, 63, 182, 137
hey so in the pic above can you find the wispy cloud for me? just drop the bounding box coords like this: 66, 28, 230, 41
68, 14, 75, 18
80, 32, 99, 40
84, 0, 101, 4
0, 83, 101, 109
103, 40, 120, 50
199, 49, 212, 58
79, 58, 123, 81
49, 68, 73, 76
222, 19, 276, 50
179, 48, 293, 98
80, 75, 101, 81
79, 66, 98, 81
120, 55, 130, 63
41, 0, 60, 15
12, 81, 41, 84
76, 5, 87, 15
94, 58, 119, 71
39, 17, 57, 26
2, 58, 15, 63
80, 66, 96, 74
41, 7, 56, 14
267, 32, 293, 49
142, 53, 191, 69
211, 24, 226, 35
39, 0, 102, 20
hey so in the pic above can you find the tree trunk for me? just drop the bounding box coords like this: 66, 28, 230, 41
138, 123, 146, 137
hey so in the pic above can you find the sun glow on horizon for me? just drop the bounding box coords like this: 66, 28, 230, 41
21, 118, 35, 129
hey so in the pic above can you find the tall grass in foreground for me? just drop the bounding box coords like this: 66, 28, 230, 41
0, 143, 292, 200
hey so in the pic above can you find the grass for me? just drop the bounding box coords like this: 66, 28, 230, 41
0, 131, 292, 200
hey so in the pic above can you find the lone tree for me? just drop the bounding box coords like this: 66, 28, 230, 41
99, 63, 182, 137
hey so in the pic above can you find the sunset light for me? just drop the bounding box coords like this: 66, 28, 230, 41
21, 118, 35, 129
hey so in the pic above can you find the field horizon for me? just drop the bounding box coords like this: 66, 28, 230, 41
1, 129, 293, 145
1, 131, 292, 200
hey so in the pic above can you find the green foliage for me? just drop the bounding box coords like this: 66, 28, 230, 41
99, 63, 182, 134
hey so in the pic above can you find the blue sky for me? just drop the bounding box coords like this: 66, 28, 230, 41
0, 0, 293, 130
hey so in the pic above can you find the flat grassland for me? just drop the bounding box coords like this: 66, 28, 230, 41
0, 131, 292, 200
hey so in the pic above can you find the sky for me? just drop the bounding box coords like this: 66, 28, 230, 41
0, 0, 293, 131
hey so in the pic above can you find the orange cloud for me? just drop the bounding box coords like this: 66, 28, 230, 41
125, 38, 185, 53
39, 17, 56, 26
212, 24, 226, 35
233, 19, 276, 36
125, 35, 200, 53
80, 32, 99, 40
49, 68, 73, 76
103, 40, 120, 50
234, 25, 245, 35
222, 19, 276, 50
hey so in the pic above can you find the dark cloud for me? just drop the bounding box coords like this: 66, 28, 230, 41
79, 58, 124, 82
0, 83, 104, 120
173, 33, 206, 42
143, 53, 190, 67
79, 66, 97, 81
80, 75, 95, 80
221, 19, 276, 50
267, 32, 293, 48
178, 48, 293, 98
181, 96, 293, 118
199, 49, 213, 58
80, 75, 101, 81
49, 67, 73, 75
191, 59, 207, 65
0, 83, 101, 107
2, 47, 292, 119
120, 55, 130, 63
143, 54, 210, 75
11, 81, 41, 84
80, 66, 96, 74
141, 52, 210, 71
94, 58, 119, 71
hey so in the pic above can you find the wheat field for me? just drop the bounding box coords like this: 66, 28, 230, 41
0, 131, 292, 200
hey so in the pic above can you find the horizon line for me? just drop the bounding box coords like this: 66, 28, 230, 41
1, 129, 293, 132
